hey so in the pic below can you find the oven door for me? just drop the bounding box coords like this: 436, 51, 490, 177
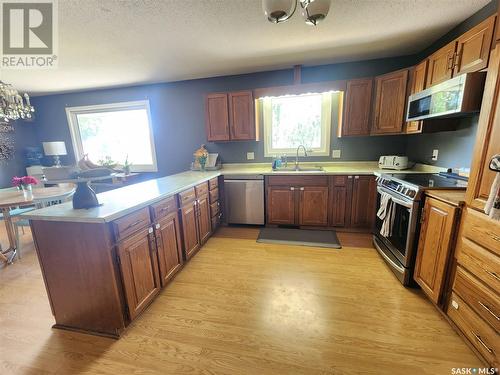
375, 186, 419, 267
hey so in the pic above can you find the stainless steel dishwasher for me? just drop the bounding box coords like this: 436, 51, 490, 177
224, 174, 264, 225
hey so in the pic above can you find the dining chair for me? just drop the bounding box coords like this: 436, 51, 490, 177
13, 190, 75, 259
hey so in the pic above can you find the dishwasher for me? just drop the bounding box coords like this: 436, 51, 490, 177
224, 174, 264, 225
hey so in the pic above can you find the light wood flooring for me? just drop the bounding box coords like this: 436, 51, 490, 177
0, 225, 482, 374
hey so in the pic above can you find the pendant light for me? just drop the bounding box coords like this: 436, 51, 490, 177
262, 0, 330, 25
301, 0, 330, 26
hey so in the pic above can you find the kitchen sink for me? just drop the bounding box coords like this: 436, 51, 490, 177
272, 166, 324, 173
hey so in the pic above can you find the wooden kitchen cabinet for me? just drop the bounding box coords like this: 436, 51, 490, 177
341, 78, 373, 136
154, 212, 183, 286
197, 193, 212, 244
180, 199, 200, 260
455, 15, 496, 76
350, 176, 377, 229
426, 41, 456, 87
414, 197, 458, 304
405, 60, 428, 134
117, 226, 161, 320
229, 91, 255, 140
329, 176, 351, 227
205, 93, 230, 141
466, 44, 500, 211
206, 91, 257, 142
371, 69, 409, 135
299, 186, 329, 226
267, 186, 296, 225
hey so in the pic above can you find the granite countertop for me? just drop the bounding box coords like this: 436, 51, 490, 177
23, 161, 445, 223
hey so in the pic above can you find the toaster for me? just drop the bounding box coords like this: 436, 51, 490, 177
378, 155, 409, 170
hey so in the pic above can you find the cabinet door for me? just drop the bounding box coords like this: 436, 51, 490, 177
342, 78, 373, 136
426, 41, 456, 87
299, 186, 329, 226
414, 198, 458, 304
466, 45, 500, 211
205, 93, 230, 141
329, 176, 352, 227
117, 227, 161, 320
229, 91, 256, 140
350, 176, 376, 229
267, 186, 296, 225
372, 69, 408, 134
155, 213, 183, 286
197, 195, 212, 245
454, 15, 495, 76
180, 202, 200, 260
406, 60, 428, 134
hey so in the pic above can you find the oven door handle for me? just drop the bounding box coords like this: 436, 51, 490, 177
377, 187, 414, 209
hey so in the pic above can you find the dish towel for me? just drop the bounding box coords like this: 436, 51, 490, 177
377, 192, 395, 237
485, 155, 500, 221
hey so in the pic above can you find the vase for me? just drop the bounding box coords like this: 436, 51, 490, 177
199, 161, 206, 172
22, 184, 33, 200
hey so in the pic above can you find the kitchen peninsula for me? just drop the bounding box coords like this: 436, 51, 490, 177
24, 162, 443, 337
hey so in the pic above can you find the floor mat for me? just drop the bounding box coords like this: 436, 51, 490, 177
257, 227, 341, 249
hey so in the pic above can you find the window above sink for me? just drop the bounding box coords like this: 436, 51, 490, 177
261, 92, 337, 157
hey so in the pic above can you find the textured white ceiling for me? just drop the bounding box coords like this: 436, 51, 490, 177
0, 0, 491, 95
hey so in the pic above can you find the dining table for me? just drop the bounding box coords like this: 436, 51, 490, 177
0, 185, 75, 264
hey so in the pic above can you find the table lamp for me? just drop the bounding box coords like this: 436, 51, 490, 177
42, 141, 67, 167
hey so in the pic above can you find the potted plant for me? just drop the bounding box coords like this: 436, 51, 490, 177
123, 155, 132, 175
12, 175, 39, 200
193, 144, 208, 172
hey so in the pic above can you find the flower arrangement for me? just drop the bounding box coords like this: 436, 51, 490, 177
12, 175, 39, 188
193, 144, 208, 171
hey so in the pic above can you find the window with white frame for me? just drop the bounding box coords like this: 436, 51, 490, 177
66, 101, 158, 172
262, 92, 333, 157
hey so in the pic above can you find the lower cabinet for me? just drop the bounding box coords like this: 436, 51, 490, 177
117, 226, 161, 320
329, 175, 376, 230
154, 212, 183, 286
299, 186, 329, 226
180, 199, 200, 260
413, 197, 458, 304
267, 186, 296, 225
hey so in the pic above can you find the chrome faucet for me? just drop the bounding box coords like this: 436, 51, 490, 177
295, 145, 308, 170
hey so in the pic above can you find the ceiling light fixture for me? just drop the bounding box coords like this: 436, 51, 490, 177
262, 0, 330, 25
0, 81, 35, 122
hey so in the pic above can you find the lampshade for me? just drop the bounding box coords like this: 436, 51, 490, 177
43, 141, 67, 156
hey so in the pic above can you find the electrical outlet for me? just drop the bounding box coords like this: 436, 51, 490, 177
246, 152, 255, 160
432, 149, 439, 161
332, 149, 341, 158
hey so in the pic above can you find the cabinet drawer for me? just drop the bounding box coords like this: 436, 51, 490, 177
195, 182, 209, 197
150, 196, 177, 221
113, 207, 151, 241
462, 208, 500, 256
457, 237, 500, 293
267, 175, 328, 187
331, 175, 348, 186
209, 177, 218, 191
209, 188, 219, 204
179, 187, 196, 206
211, 215, 220, 231
448, 292, 499, 367
210, 201, 220, 218
453, 266, 500, 332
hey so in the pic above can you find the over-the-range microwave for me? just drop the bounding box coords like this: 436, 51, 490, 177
406, 72, 486, 122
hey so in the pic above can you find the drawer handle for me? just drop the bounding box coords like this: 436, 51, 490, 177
160, 206, 170, 212
300, 187, 304, 191
125, 219, 143, 231
290, 187, 295, 191
471, 332, 494, 354
485, 270, 500, 281
478, 301, 500, 321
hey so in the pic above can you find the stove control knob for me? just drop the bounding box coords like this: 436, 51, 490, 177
408, 190, 416, 198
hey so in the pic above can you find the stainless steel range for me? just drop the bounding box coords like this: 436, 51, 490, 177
373, 173, 467, 285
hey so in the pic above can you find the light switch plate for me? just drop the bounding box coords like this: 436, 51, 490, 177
432, 149, 439, 161
332, 149, 341, 158
247, 152, 255, 160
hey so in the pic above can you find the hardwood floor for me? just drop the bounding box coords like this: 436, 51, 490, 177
0, 225, 482, 374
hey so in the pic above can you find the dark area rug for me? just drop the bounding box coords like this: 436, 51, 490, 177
257, 227, 341, 249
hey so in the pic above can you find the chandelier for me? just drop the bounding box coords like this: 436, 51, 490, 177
262, 0, 330, 26
0, 81, 35, 122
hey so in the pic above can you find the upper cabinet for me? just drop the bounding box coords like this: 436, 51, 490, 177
426, 15, 496, 87
372, 69, 409, 135
205, 91, 257, 142
466, 44, 500, 211
341, 78, 373, 136
406, 60, 428, 134
426, 41, 457, 87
